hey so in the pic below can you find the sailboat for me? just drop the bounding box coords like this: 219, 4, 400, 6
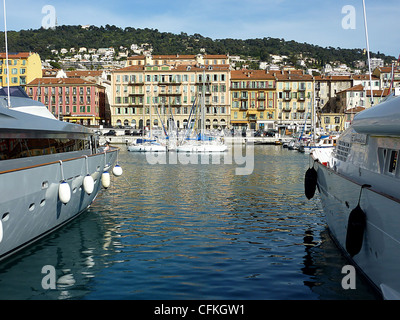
176, 69, 227, 153
127, 92, 167, 152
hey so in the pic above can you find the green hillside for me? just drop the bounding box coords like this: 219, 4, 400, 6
0, 25, 394, 69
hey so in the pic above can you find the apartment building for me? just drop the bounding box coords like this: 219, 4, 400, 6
0, 52, 42, 87
335, 84, 390, 114
26, 78, 107, 126
275, 70, 314, 135
373, 66, 400, 89
352, 74, 381, 91
230, 70, 276, 131
314, 75, 353, 113
111, 54, 231, 130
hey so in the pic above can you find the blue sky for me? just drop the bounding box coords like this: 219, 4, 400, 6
2, 0, 399, 57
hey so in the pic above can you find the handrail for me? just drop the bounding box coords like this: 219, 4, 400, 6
0, 147, 119, 175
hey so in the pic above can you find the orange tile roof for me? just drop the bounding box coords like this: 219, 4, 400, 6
127, 54, 228, 60
114, 64, 230, 73
27, 77, 97, 86
113, 65, 145, 72
273, 70, 313, 81
231, 69, 275, 80
314, 75, 352, 81
337, 84, 364, 94
352, 74, 379, 80
66, 70, 103, 77
173, 64, 230, 72
366, 88, 391, 97
0, 52, 32, 59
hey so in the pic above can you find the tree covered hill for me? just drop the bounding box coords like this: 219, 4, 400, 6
0, 24, 394, 68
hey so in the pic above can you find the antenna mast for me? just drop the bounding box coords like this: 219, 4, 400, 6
3, 0, 10, 108
362, 0, 374, 106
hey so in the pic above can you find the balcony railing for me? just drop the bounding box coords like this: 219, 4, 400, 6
159, 90, 181, 96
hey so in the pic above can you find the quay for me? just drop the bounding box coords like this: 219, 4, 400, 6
98, 129, 292, 146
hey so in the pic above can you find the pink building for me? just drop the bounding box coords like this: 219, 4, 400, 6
26, 77, 108, 126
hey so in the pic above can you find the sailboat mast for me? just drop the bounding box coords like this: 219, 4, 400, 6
3, 0, 10, 108
149, 84, 152, 139
362, 0, 374, 106
201, 68, 206, 137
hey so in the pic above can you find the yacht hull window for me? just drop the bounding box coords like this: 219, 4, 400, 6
0, 138, 91, 160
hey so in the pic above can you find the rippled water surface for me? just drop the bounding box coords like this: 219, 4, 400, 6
0, 146, 379, 300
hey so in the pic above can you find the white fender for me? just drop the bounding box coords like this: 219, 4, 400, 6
59, 181, 71, 204
0, 220, 3, 243
83, 174, 95, 195
102, 171, 111, 188
112, 164, 123, 177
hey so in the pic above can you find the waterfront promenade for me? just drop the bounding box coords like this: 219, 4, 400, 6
98, 128, 292, 146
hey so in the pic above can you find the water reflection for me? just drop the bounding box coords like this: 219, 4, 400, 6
0, 146, 379, 299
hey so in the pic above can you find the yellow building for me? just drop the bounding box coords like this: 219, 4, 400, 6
319, 113, 345, 132
0, 52, 42, 87
230, 70, 276, 131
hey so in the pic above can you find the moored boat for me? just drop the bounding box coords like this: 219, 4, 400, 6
0, 86, 121, 261
299, 134, 338, 153
306, 91, 400, 299
127, 138, 167, 152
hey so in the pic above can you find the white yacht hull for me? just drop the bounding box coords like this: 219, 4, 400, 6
301, 146, 334, 154
315, 160, 400, 299
0, 149, 118, 261
128, 144, 167, 152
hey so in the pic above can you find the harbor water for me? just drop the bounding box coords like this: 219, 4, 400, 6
0, 145, 379, 300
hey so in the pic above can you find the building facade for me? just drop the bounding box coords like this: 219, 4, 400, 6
373, 66, 400, 89
230, 70, 276, 131
26, 78, 107, 126
319, 113, 345, 132
275, 70, 314, 135
314, 75, 353, 113
0, 52, 42, 87
111, 54, 231, 130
